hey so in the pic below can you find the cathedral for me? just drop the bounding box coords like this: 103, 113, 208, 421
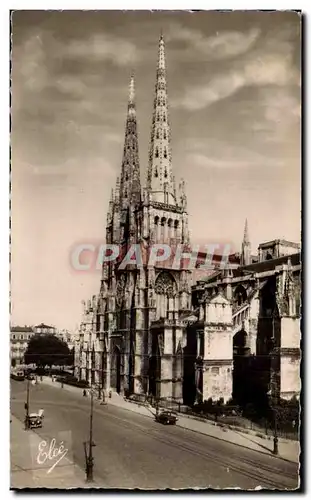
74, 36, 301, 405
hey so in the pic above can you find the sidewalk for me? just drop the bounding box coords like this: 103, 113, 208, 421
10, 415, 91, 489
40, 377, 300, 464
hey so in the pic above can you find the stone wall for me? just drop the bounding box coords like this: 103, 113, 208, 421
280, 317, 300, 349
202, 362, 233, 403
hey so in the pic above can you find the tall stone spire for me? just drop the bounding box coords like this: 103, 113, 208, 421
241, 218, 251, 266
243, 218, 250, 244
119, 75, 141, 210
147, 35, 176, 205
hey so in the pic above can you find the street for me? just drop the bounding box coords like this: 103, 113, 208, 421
10, 380, 299, 490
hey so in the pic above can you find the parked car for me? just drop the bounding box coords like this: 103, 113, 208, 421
27, 409, 44, 429
11, 371, 25, 381
155, 410, 178, 425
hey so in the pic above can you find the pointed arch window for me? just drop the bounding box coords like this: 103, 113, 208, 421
163, 114, 166, 122
156, 129, 160, 139
164, 169, 168, 178
155, 147, 159, 158
164, 148, 167, 159
157, 113, 160, 122
155, 168, 158, 178
163, 130, 167, 140
124, 190, 128, 198
125, 173, 129, 181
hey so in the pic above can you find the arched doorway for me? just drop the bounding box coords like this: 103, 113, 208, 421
149, 336, 161, 400
183, 325, 197, 406
232, 328, 249, 405
111, 346, 121, 393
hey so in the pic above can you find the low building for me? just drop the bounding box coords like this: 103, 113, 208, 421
33, 323, 57, 335
10, 326, 34, 367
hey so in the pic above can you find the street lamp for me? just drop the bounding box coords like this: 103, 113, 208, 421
84, 387, 96, 482
24, 374, 30, 430
272, 403, 279, 455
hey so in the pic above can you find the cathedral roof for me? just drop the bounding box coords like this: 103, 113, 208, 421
258, 239, 300, 249
238, 252, 301, 275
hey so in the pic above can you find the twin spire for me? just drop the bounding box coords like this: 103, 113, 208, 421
118, 72, 141, 209
116, 34, 178, 210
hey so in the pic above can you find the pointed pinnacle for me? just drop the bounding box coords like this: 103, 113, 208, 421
158, 33, 166, 70
243, 218, 250, 243
129, 74, 135, 105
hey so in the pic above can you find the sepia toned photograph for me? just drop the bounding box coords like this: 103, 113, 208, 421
10, 10, 301, 490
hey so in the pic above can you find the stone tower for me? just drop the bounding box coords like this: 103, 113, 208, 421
100, 74, 143, 397
84, 36, 192, 402
241, 218, 251, 266
142, 35, 192, 401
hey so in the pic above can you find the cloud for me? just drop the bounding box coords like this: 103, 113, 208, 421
64, 34, 139, 66
172, 25, 300, 111
167, 23, 260, 61
185, 136, 287, 171
55, 76, 88, 98
173, 54, 299, 111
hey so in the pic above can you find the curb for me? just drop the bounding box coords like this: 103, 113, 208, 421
40, 379, 299, 463
114, 400, 298, 465
123, 398, 296, 445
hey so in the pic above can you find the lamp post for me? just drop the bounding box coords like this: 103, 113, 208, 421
24, 374, 30, 430
84, 387, 95, 482
272, 403, 279, 455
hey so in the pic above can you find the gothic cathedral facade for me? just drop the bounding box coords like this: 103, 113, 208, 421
76, 36, 192, 401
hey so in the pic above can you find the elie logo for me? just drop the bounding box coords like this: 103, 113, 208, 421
36, 438, 69, 474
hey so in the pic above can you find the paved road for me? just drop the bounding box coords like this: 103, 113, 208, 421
10, 380, 299, 490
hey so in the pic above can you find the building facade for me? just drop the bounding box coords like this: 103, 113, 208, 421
10, 326, 34, 367
75, 35, 301, 405
191, 244, 301, 403
33, 323, 57, 335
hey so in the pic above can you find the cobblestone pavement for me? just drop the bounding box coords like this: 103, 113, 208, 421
40, 377, 300, 464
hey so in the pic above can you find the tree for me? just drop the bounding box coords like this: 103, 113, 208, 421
24, 334, 71, 368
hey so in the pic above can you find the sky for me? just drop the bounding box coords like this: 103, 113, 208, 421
11, 10, 301, 330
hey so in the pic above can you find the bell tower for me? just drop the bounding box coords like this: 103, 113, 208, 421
143, 35, 192, 402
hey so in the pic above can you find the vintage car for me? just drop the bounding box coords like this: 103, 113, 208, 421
155, 410, 178, 425
10, 371, 25, 381
27, 409, 44, 429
